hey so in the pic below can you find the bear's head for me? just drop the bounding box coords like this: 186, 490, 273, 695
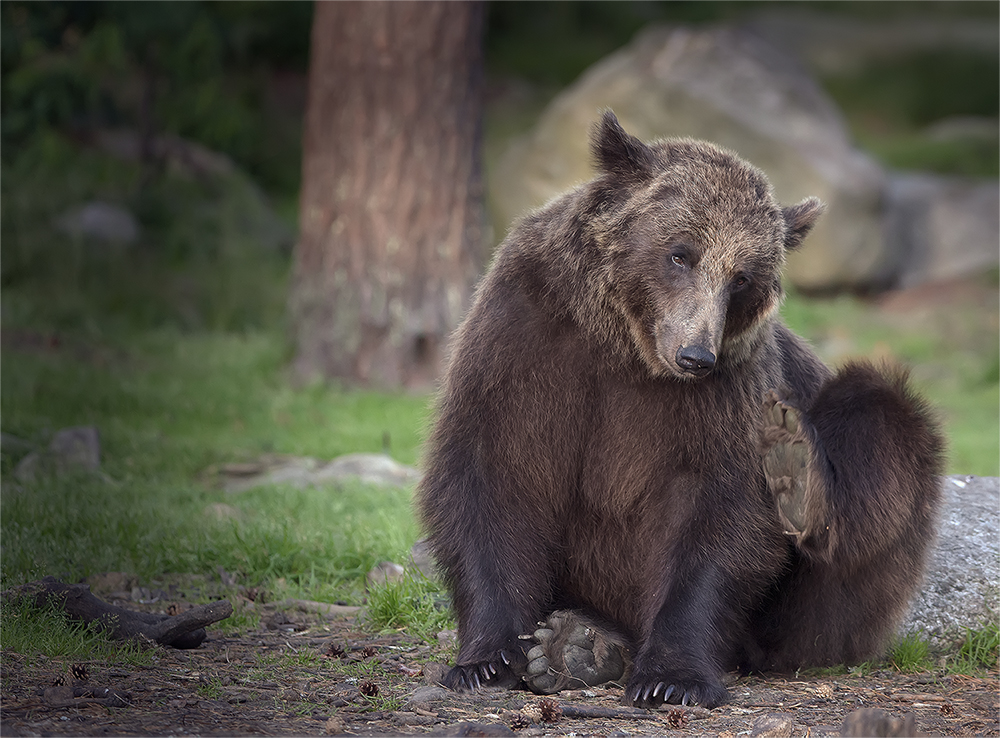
586, 111, 823, 380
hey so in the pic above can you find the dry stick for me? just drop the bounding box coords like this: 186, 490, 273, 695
273, 598, 362, 617
555, 703, 658, 720
9, 576, 232, 649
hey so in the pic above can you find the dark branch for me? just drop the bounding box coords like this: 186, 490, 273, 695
8, 576, 232, 649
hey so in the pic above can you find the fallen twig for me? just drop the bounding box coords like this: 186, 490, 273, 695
557, 703, 655, 720
270, 598, 362, 617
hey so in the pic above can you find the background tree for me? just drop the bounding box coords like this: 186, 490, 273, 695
289, 1, 486, 388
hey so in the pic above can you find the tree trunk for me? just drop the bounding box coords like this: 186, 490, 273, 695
289, 0, 486, 388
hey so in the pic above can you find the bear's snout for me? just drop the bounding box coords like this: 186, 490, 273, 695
675, 345, 716, 377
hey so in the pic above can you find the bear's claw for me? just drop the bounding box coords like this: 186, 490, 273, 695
444, 654, 522, 691
626, 673, 727, 709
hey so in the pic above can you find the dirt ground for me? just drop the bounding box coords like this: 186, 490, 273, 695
1, 598, 997, 738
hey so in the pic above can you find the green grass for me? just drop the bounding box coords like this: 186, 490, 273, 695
1, 597, 154, 668
886, 632, 933, 673
365, 574, 454, 644
948, 622, 1000, 675
1, 331, 429, 601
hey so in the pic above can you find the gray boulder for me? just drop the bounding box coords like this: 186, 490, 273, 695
13, 426, 102, 482
490, 24, 888, 292
901, 475, 999, 645
218, 452, 420, 494
884, 174, 1000, 288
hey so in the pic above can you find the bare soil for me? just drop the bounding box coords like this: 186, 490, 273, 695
1, 600, 997, 738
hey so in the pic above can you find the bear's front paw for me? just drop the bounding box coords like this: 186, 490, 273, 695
625, 671, 727, 709
443, 650, 524, 691
761, 392, 826, 541
523, 611, 628, 694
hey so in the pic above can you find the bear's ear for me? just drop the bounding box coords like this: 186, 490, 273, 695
591, 110, 655, 182
782, 197, 825, 251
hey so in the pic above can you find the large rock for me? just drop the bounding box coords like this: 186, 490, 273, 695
216, 452, 420, 494
901, 475, 999, 645
884, 174, 1000, 288
490, 25, 889, 292
13, 426, 102, 482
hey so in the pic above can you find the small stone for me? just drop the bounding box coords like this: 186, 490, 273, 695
406, 684, 450, 710
54, 201, 139, 244
85, 572, 135, 595
366, 561, 405, 589
42, 686, 75, 705
324, 715, 347, 735
840, 708, 917, 737
421, 661, 450, 685
409, 539, 438, 579
13, 426, 102, 482
49, 426, 101, 472
750, 712, 797, 737
437, 629, 458, 649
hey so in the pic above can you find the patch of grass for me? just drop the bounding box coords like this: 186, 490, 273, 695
0, 597, 154, 667
857, 131, 999, 178
847, 661, 874, 677
196, 675, 226, 700
362, 689, 404, 713
0, 327, 429, 601
1, 130, 293, 337
946, 622, 1000, 675
203, 480, 421, 604
887, 632, 933, 673
365, 574, 454, 643
822, 48, 999, 178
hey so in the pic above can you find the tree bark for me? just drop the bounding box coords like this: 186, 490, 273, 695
289, 0, 486, 388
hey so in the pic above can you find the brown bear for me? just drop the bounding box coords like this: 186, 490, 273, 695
416, 111, 944, 709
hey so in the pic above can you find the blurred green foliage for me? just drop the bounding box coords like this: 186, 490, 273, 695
823, 50, 999, 176
1, 129, 292, 335
5, 1, 997, 191
1, 1, 312, 196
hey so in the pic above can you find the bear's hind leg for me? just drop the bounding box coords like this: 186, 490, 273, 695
523, 611, 630, 694
756, 362, 944, 669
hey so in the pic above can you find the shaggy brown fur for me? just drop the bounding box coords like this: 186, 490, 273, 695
416, 112, 944, 709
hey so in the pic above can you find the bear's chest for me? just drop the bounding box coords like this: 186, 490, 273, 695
576, 374, 765, 517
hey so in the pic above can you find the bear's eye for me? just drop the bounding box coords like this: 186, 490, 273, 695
733, 274, 750, 290
670, 253, 686, 267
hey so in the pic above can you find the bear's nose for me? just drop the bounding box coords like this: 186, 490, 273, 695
675, 345, 716, 376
